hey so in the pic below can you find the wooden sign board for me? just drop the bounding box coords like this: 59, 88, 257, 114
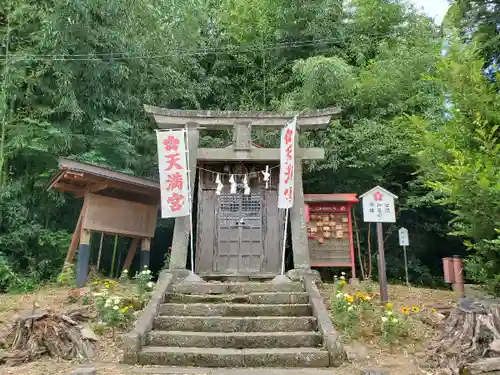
82, 194, 157, 238
305, 203, 354, 268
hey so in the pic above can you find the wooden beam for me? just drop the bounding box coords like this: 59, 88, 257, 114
122, 237, 140, 271
64, 197, 88, 265
75, 181, 109, 198
54, 182, 85, 194
145, 105, 341, 130
197, 147, 324, 161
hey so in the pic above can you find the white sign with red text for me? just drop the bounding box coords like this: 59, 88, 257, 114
360, 186, 398, 223
278, 118, 296, 209
157, 129, 190, 218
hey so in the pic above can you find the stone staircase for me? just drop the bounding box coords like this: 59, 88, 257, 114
136, 281, 331, 367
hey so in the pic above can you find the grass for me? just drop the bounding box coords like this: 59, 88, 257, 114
320, 280, 457, 374
0, 280, 458, 375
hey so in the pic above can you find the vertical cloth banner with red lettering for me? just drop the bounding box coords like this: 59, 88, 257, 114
157, 129, 191, 218
278, 116, 297, 275
278, 117, 296, 209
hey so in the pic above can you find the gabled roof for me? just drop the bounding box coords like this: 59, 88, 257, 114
47, 158, 160, 204
359, 186, 398, 199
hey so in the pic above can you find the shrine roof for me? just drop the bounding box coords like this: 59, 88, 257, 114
47, 158, 160, 204
304, 194, 359, 203
144, 105, 341, 130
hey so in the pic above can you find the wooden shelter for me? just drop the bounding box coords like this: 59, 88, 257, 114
145, 106, 342, 276
304, 194, 359, 277
48, 158, 160, 287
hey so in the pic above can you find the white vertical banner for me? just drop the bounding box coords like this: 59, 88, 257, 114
157, 129, 190, 218
278, 117, 296, 209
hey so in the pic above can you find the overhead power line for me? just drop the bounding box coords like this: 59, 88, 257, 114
0, 30, 428, 62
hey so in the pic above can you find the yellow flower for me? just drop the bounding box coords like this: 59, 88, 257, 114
345, 295, 354, 303
386, 302, 393, 310
431, 308, 436, 313
339, 280, 347, 286
401, 306, 410, 314
121, 306, 130, 313
411, 305, 420, 313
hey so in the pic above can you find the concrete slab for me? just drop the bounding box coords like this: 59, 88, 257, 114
138, 347, 329, 367
133, 366, 338, 375
158, 303, 312, 317
153, 316, 317, 332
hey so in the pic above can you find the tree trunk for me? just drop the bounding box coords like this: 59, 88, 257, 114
427, 298, 500, 374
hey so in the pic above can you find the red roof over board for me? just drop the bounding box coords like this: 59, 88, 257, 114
304, 193, 359, 204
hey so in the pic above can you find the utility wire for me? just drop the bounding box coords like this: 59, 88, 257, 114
0, 30, 420, 62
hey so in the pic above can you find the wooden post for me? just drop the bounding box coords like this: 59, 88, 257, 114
169, 123, 200, 270
140, 238, 151, 269
76, 229, 91, 288
289, 128, 311, 269
122, 237, 140, 272
347, 204, 356, 279
65, 202, 86, 265
376, 222, 389, 304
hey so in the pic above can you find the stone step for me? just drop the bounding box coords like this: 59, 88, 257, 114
153, 316, 317, 332
165, 292, 309, 305
172, 282, 303, 295
138, 346, 330, 367
158, 303, 311, 317
148, 331, 322, 348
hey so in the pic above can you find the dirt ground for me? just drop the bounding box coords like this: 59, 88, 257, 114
0, 282, 457, 375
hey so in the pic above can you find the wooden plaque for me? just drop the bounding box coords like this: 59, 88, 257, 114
82, 194, 157, 237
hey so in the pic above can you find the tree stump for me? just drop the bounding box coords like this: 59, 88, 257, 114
427, 297, 500, 374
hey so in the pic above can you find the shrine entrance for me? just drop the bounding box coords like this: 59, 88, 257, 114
215, 192, 264, 274
144, 105, 342, 277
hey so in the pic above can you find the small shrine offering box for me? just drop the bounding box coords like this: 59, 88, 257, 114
304, 194, 359, 277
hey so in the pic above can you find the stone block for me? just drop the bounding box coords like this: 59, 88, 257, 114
71, 367, 96, 375
158, 303, 312, 317
138, 347, 330, 367
153, 316, 317, 332
148, 330, 322, 349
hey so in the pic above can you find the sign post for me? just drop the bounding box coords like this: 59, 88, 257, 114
360, 186, 398, 304
398, 227, 410, 287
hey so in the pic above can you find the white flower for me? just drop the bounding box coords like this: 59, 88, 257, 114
343, 293, 350, 298
147, 282, 155, 288
365, 296, 371, 300
113, 305, 119, 310
113, 297, 120, 304
146, 270, 152, 274
341, 272, 346, 276
93, 292, 103, 297
387, 311, 393, 316
336, 292, 343, 299
381, 316, 388, 323
105, 298, 112, 306
392, 318, 399, 323
347, 306, 354, 311
340, 276, 345, 280
123, 269, 128, 273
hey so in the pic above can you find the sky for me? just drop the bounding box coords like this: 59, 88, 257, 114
408, 0, 450, 24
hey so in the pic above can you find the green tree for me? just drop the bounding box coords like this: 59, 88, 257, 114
412, 38, 500, 293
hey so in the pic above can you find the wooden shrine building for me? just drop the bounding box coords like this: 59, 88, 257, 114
48, 158, 160, 287
145, 106, 342, 277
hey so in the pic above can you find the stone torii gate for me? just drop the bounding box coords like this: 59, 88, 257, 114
145, 105, 341, 278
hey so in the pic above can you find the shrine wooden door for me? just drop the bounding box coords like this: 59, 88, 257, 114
215, 192, 264, 274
